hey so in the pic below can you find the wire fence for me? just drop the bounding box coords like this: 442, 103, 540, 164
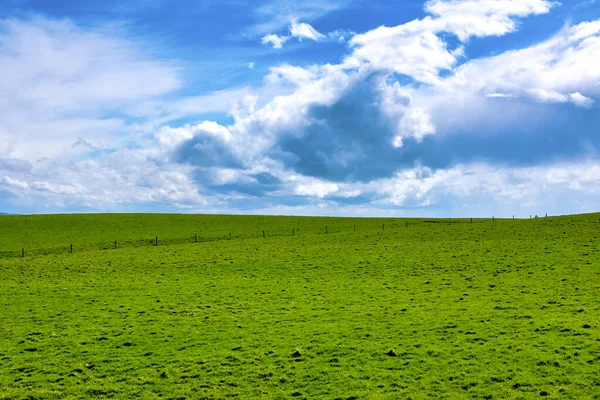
0, 216, 539, 260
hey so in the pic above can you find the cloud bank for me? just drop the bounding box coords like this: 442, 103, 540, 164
1, 0, 600, 216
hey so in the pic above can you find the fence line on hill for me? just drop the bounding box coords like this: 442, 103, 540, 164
0, 217, 537, 260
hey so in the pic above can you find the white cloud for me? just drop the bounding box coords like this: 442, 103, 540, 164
345, 0, 554, 84
0, 17, 182, 161
4, 143, 600, 214
431, 20, 600, 107
184, 9, 600, 190
295, 181, 339, 198
485, 93, 514, 98
528, 88, 571, 103
290, 19, 325, 41
261, 33, 288, 49
0, 147, 207, 210
250, 0, 346, 35
265, 64, 318, 86
0, 17, 245, 163
0, 18, 180, 109
2, 3, 600, 214
261, 19, 327, 48
330, 160, 600, 212
570, 92, 595, 108
0, 176, 29, 190
380, 82, 436, 146
156, 121, 232, 149
346, 19, 462, 84
425, 0, 555, 41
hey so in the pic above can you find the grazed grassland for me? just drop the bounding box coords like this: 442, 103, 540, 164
0, 214, 599, 399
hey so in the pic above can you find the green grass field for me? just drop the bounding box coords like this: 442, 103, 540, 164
1, 213, 599, 399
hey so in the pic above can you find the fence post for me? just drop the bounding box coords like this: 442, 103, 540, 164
194, 233, 197, 243
229, 232, 231, 240
353, 224, 356, 232
114, 240, 117, 249
263, 230, 265, 238
405, 221, 408, 228
22, 248, 24, 258
492, 216, 495, 222
155, 237, 158, 246
470, 217, 472, 223
292, 228, 295, 236
70, 244, 73, 253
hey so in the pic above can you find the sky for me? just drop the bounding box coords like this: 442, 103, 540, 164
0, 0, 599, 217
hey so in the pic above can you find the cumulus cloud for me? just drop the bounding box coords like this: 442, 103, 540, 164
570, 92, 595, 108
295, 181, 339, 198
2, 1, 600, 215
290, 18, 325, 41
424, 0, 555, 40
261, 33, 289, 49
345, 0, 554, 83
431, 20, 600, 107
159, 122, 242, 169
167, 66, 434, 182
345, 19, 463, 84
177, 3, 600, 189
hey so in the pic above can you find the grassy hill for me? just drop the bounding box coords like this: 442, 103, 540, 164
0, 213, 414, 257
1, 213, 599, 399
0, 213, 512, 258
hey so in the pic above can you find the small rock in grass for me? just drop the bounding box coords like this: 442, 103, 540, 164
540, 391, 549, 396
159, 371, 168, 379
582, 324, 591, 329
387, 349, 397, 357
291, 350, 302, 358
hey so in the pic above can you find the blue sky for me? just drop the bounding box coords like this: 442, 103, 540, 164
0, 0, 599, 217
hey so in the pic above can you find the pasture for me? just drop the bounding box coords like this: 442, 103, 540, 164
0, 213, 599, 399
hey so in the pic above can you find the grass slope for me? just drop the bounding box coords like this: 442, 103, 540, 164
1, 213, 599, 399
0, 214, 419, 258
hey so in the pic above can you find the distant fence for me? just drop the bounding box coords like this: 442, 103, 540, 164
0, 217, 537, 260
